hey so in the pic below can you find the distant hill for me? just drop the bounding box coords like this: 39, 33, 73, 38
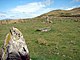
37, 7, 80, 18
0, 7, 80, 25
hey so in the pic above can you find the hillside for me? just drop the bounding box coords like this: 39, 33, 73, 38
0, 7, 80, 25
0, 7, 80, 60
37, 7, 80, 18
0, 17, 80, 60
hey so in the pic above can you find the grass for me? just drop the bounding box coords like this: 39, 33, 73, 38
0, 17, 80, 60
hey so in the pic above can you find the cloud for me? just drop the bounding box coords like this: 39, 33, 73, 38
43, 0, 53, 6
0, 0, 53, 19
74, 0, 80, 2
10, 0, 53, 14
10, 2, 46, 13
0, 12, 6, 17
5, 0, 53, 19
72, 0, 80, 2
65, 5, 80, 10
8, 8, 53, 19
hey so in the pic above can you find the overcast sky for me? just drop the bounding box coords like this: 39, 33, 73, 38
0, 0, 80, 20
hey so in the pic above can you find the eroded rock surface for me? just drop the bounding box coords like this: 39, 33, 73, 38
1, 27, 30, 60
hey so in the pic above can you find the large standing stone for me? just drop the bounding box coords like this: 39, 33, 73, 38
1, 27, 30, 60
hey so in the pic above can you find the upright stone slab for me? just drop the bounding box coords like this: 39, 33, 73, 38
1, 27, 30, 60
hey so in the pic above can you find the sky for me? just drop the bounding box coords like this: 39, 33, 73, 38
0, 0, 80, 20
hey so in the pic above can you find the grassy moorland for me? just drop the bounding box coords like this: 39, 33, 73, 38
0, 17, 80, 60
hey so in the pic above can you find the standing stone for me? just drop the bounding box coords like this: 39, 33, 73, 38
1, 27, 30, 60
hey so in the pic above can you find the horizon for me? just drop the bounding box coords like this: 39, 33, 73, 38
0, 0, 80, 20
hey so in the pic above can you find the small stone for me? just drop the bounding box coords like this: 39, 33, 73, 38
56, 52, 59, 55
36, 27, 51, 32
63, 55, 66, 57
